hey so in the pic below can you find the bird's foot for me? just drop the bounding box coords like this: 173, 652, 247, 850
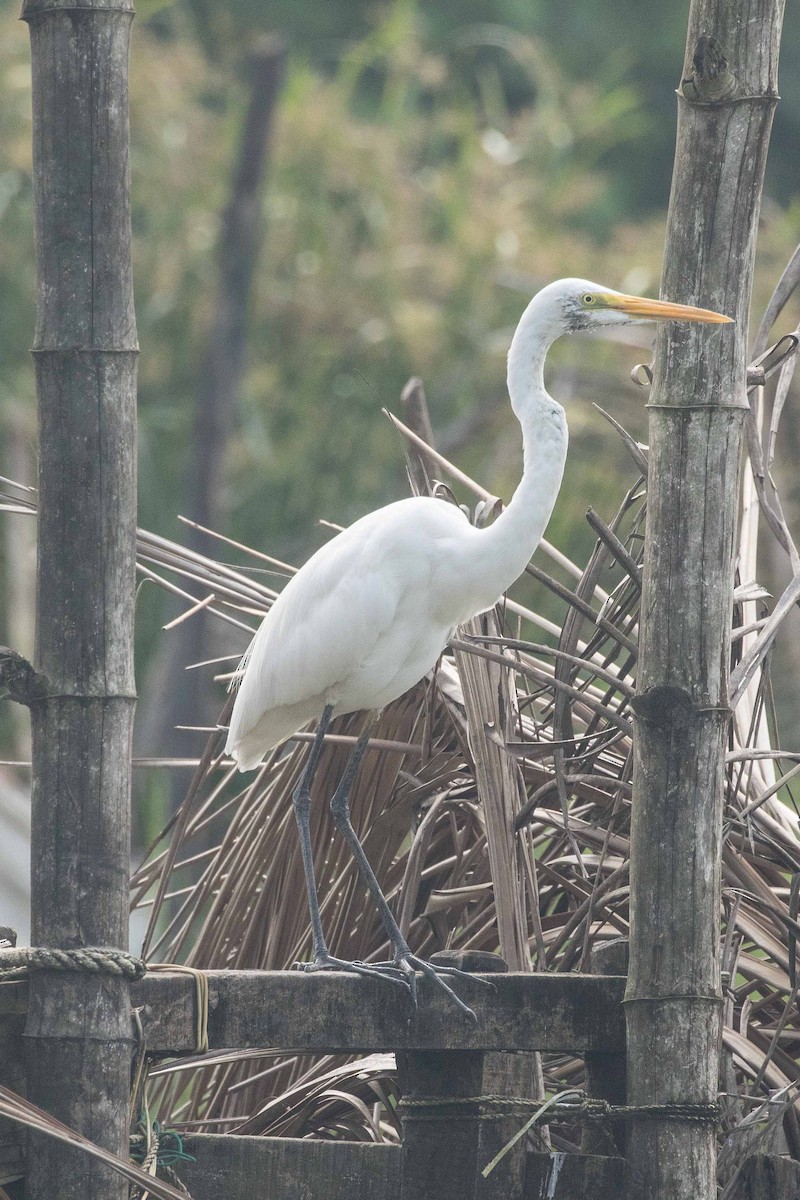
371, 952, 491, 1022
293, 950, 491, 1021
292, 952, 412, 995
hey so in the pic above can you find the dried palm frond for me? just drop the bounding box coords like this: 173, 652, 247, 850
0, 1085, 188, 1200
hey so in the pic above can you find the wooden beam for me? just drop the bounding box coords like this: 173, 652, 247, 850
125, 970, 625, 1056
729, 1154, 800, 1200
173, 1137, 623, 1200
178, 1136, 401, 1200
175, 1132, 623, 1200
582, 939, 627, 1155
398, 1050, 485, 1200
2, 970, 625, 1055
525, 1152, 623, 1199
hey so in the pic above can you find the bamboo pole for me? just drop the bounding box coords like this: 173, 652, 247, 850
20, 2, 138, 1198
625, 3, 785, 1199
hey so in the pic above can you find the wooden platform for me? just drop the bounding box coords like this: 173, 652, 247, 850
0, 968, 627, 1193
129, 969, 628, 1055
176, 1135, 625, 1200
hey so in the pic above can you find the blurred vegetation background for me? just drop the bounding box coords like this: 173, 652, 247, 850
2, 0, 800, 850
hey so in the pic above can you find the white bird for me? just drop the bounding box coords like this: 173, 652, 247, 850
226, 278, 730, 1017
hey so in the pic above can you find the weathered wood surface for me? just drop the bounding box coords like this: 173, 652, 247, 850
582, 939, 627, 1156
398, 1049, 485, 1200
729, 1154, 800, 1200
179, 1135, 401, 1200
626, 2, 785, 1199
2, 961, 621, 1197
174, 1136, 622, 1200
478, 1051, 542, 1199
0, 971, 626, 1056
396, 1002, 540, 1200
0, 930, 23, 1186
418, 950, 542, 1199
525, 1152, 624, 1198
126, 970, 626, 1055
20, 0, 138, 1197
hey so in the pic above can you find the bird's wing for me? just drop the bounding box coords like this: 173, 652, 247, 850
225, 497, 477, 765
226, 518, 412, 747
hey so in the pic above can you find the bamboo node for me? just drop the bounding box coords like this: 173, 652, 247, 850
630, 684, 694, 728
631, 686, 732, 729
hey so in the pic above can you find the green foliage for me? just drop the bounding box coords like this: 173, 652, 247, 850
223, 9, 652, 556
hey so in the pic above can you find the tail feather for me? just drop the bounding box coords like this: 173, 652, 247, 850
226, 698, 319, 772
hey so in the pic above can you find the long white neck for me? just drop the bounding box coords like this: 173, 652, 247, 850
465, 296, 569, 612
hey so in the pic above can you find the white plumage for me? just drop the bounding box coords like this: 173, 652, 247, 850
228, 497, 475, 767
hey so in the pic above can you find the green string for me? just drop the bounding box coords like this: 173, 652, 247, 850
130, 1120, 195, 1169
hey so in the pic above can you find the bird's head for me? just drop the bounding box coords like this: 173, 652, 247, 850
507, 277, 733, 419
543, 277, 733, 334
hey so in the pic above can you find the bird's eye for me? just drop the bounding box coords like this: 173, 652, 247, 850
582, 294, 595, 305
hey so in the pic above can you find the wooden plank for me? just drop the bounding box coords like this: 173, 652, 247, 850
177, 1134, 400, 1200
173, 1136, 624, 1200
398, 1050, 485, 1200
0, 971, 626, 1057
125, 970, 625, 1056
730, 1154, 800, 1200
478, 1051, 541, 1199
525, 1152, 624, 1199
582, 939, 627, 1155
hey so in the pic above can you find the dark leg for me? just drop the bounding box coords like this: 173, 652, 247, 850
329, 719, 481, 1020
292, 703, 335, 960
292, 706, 408, 992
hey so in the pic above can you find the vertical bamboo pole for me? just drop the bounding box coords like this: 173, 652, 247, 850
625, 3, 784, 1199
21, 2, 137, 1198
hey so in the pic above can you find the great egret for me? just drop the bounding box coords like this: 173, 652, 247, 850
226, 278, 731, 1017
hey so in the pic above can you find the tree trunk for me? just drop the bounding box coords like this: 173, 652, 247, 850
625, 4, 785, 1200
20, 2, 138, 1198
136, 39, 286, 803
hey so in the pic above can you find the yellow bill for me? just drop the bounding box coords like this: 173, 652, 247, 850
606, 293, 733, 324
